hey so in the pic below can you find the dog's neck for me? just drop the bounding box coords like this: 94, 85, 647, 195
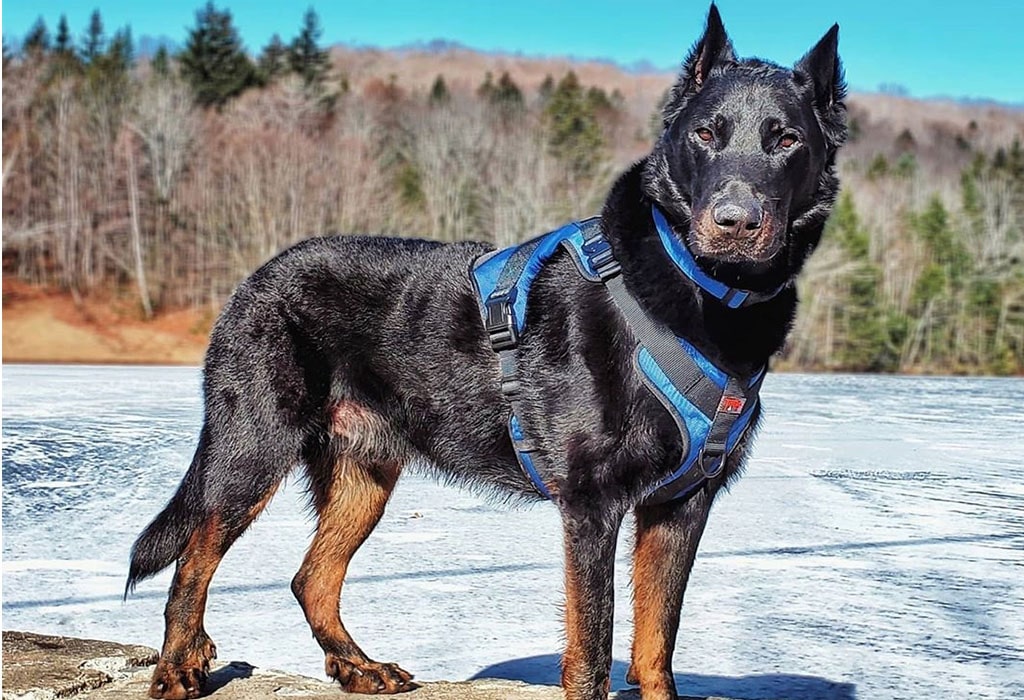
650, 204, 789, 309
602, 160, 800, 375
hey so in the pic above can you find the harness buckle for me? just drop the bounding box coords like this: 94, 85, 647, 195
484, 294, 518, 351
582, 238, 621, 281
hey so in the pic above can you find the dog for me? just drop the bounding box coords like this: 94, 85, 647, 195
127, 6, 846, 700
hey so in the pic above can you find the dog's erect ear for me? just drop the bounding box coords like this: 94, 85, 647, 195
795, 24, 846, 112
662, 4, 736, 126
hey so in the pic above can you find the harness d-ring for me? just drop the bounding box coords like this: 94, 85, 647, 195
699, 449, 726, 479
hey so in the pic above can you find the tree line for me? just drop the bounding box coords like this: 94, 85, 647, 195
3, 4, 1022, 374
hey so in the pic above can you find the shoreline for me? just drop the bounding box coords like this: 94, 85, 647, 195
2, 282, 1019, 376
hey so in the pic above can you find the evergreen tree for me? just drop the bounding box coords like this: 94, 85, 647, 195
54, 15, 74, 56
650, 88, 671, 140
428, 74, 450, 106
828, 192, 902, 371
49, 15, 83, 77
477, 71, 495, 101
83, 22, 132, 89
23, 17, 50, 55
544, 71, 604, 179
257, 34, 288, 83
867, 153, 889, 180
151, 45, 171, 77
585, 86, 613, 112
911, 196, 969, 301
107, 26, 134, 72
491, 72, 523, 110
80, 9, 105, 63
960, 155, 986, 244
538, 74, 555, 102
179, 2, 256, 108
894, 153, 917, 178
288, 7, 330, 94
895, 128, 916, 153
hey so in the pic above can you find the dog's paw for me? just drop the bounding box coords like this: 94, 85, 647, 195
148, 662, 208, 699
149, 635, 217, 699
622, 665, 677, 700
325, 654, 418, 694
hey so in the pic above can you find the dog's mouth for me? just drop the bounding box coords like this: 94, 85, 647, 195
687, 205, 788, 265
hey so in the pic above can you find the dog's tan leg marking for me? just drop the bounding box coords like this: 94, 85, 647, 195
292, 456, 415, 694
628, 493, 711, 700
149, 484, 278, 699
560, 511, 620, 700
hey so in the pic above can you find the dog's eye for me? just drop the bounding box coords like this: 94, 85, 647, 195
778, 133, 799, 149
695, 128, 714, 143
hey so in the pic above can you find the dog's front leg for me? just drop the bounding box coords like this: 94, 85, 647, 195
628, 488, 713, 700
559, 503, 624, 700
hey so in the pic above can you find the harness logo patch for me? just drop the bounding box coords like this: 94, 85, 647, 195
719, 395, 745, 414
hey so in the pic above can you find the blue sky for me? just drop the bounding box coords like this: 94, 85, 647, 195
3, 1, 1022, 104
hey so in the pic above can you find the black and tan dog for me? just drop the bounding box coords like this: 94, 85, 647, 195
128, 6, 846, 700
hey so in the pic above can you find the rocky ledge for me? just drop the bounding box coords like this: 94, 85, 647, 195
2, 631, 731, 699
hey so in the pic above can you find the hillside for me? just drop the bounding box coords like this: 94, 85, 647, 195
2, 42, 1022, 371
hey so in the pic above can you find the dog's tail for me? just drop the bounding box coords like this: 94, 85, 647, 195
125, 435, 207, 598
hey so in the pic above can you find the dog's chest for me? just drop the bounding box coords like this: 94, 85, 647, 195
469, 216, 765, 505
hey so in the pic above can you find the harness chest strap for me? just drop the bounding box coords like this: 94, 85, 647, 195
471, 212, 766, 504
567, 220, 763, 503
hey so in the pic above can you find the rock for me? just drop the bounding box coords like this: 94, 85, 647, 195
1, 631, 722, 699
1, 632, 569, 699
2, 631, 158, 699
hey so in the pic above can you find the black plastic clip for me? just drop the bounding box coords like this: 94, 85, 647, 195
582, 237, 621, 281
484, 293, 518, 351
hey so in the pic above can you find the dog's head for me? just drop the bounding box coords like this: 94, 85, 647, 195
643, 4, 847, 289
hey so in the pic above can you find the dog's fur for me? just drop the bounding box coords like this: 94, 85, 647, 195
128, 7, 846, 700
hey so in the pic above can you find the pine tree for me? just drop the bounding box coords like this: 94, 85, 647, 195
50, 15, 81, 75
151, 45, 171, 77
288, 7, 330, 94
428, 74, 450, 106
544, 71, 604, 179
54, 15, 74, 56
538, 74, 555, 102
477, 72, 495, 101
80, 10, 105, 63
650, 88, 670, 140
912, 196, 968, 299
585, 86, 612, 112
179, 2, 256, 108
258, 34, 288, 83
828, 192, 902, 371
23, 17, 50, 55
492, 72, 523, 108
107, 26, 134, 73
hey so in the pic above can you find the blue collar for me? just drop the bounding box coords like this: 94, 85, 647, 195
652, 205, 787, 309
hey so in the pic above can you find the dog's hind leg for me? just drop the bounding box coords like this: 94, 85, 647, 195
141, 426, 298, 700
292, 451, 414, 694
627, 489, 713, 700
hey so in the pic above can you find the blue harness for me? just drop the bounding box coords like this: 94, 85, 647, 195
471, 205, 774, 504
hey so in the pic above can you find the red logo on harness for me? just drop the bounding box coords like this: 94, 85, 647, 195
719, 395, 745, 414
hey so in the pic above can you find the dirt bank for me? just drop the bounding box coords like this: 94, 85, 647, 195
2, 280, 210, 365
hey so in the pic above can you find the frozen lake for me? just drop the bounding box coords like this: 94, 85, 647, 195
2, 365, 1023, 699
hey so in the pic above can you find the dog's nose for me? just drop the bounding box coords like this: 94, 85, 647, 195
713, 200, 763, 236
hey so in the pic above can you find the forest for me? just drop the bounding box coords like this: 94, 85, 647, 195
3, 5, 1023, 374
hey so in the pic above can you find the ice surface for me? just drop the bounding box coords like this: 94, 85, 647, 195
3, 365, 1023, 699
